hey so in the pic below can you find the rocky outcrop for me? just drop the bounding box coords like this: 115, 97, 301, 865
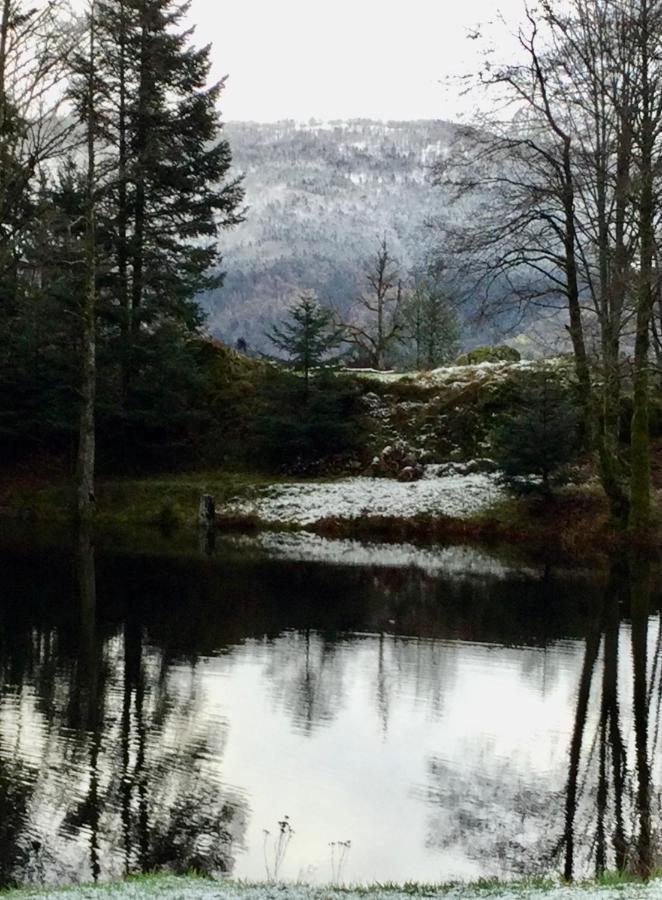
368, 441, 427, 481
357, 358, 572, 472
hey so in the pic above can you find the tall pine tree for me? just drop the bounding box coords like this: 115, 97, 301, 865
94, 0, 244, 386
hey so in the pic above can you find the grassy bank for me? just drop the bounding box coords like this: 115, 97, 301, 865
2, 874, 662, 900
218, 484, 662, 563
0, 469, 294, 529
2, 465, 661, 562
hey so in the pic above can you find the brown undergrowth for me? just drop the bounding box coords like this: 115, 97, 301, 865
309, 490, 620, 562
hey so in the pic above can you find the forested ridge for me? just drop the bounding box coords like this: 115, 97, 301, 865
205, 119, 461, 350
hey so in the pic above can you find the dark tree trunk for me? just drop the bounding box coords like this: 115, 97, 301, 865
76, 2, 97, 526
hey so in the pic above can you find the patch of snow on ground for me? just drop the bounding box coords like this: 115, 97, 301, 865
226, 474, 505, 526
10, 876, 662, 900
231, 532, 533, 580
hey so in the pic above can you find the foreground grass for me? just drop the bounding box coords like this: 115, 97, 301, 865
2, 873, 662, 900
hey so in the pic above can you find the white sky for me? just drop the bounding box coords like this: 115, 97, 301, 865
184, 0, 528, 122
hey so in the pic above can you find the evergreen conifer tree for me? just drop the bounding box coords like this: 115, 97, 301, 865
94, 0, 244, 365
491, 372, 580, 493
267, 293, 346, 394
401, 276, 459, 370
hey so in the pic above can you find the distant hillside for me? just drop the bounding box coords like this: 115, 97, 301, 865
203, 119, 460, 351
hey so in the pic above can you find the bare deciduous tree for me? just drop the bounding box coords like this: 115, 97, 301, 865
74, 0, 98, 525
433, 0, 662, 529
347, 236, 402, 369
0, 0, 76, 285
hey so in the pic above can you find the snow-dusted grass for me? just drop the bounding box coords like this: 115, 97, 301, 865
224, 473, 505, 527
4, 876, 662, 900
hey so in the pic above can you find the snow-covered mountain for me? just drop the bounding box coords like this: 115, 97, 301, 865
204, 119, 458, 350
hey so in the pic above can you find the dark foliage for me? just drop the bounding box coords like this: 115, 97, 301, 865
490, 372, 581, 492
0, 0, 245, 477
250, 369, 366, 472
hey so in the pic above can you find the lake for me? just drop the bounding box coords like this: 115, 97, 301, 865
0, 527, 659, 887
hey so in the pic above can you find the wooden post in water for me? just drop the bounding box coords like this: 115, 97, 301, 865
198, 494, 216, 527
198, 494, 216, 555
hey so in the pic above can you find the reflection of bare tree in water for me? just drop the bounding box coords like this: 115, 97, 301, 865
562, 592, 603, 881
422, 643, 566, 877
561, 556, 657, 881
373, 631, 458, 738
376, 633, 390, 737
265, 629, 460, 738
264, 631, 347, 735
0, 532, 247, 886
0, 745, 36, 884
631, 557, 652, 878
424, 759, 562, 875
596, 573, 626, 874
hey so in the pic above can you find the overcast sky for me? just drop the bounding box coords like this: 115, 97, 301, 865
183, 0, 527, 122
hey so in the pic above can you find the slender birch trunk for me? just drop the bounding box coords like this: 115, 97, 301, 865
76, 1, 97, 525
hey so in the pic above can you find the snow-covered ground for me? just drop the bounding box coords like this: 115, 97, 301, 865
224, 473, 505, 526
8, 876, 662, 900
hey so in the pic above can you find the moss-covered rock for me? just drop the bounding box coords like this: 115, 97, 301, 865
455, 345, 522, 366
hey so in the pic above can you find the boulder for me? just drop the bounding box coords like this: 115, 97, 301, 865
397, 465, 424, 482
455, 345, 521, 366
370, 440, 426, 480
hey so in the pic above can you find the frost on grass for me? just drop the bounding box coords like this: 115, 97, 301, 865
233, 532, 533, 580
8, 875, 662, 900
225, 473, 505, 526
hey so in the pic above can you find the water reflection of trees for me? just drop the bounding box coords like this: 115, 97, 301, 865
560, 556, 660, 881
424, 759, 562, 875
3, 536, 660, 885
421, 561, 662, 883
259, 562, 607, 736
264, 631, 347, 735
422, 559, 662, 881
264, 629, 463, 736
0, 532, 247, 887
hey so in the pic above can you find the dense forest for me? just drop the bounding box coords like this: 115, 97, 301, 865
0, 0, 246, 510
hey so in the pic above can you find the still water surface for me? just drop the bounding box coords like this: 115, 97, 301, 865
0, 530, 660, 887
